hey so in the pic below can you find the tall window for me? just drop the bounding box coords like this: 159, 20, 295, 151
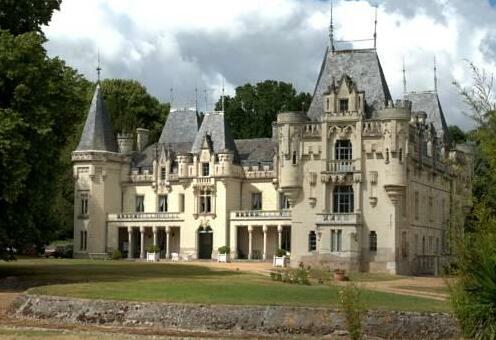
414, 234, 419, 255
202, 162, 210, 177
401, 231, 408, 259
80, 230, 87, 251
331, 229, 342, 252
428, 196, 433, 221
179, 193, 185, 212
333, 186, 354, 213
308, 231, 317, 251
251, 192, 262, 210
279, 193, 290, 209
135, 195, 144, 212
199, 189, 212, 213
80, 192, 88, 215
160, 167, 166, 180
335, 140, 352, 160
292, 151, 297, 165
281, 226, 291, 251
339, 99, 348, 112
369, 231, 377, 252
158, 195, 168, 212
414, 191, 419, 220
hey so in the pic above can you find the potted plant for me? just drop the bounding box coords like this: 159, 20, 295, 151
146, 245, 161, 262
218, 246, 230, 263
273, 248, 288, 267
333, 268, 347, 281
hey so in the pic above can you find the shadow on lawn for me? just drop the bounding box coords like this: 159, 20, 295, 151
0, 258, 240, 292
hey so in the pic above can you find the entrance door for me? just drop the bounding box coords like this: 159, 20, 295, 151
198, 232, 213, 259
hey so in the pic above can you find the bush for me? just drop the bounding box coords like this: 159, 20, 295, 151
218, 246, 230, 254
270, 265, 310, 285
339, 283, 363, 340
111, 249, 122, 260
275, 249, 287, 257
146, 245, 161, 253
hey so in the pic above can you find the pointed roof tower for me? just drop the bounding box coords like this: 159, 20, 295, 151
76, 84, 117, 152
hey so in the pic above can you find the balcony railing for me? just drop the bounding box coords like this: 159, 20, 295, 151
107, 212, 183, 222
328, 159, 358, 173
230, 209, 291, 220
316, 213, 360, 225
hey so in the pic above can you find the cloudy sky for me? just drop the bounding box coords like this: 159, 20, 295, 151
42, 0, 496, 129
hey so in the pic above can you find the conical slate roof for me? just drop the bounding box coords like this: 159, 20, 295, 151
191, 112, 239, 160
76, 84, 117, 152
158, 109, 201, 154
307, 48, 392, 120
405, 91, 449, 142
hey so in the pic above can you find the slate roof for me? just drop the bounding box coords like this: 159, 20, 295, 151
191, 113, 239, 160
158, 109, 201, 153
76, 84, 117, 152
235, 138, 275, 166
404, 91, 449, 141
307, 48, 392, 120
132, 143, 156, 169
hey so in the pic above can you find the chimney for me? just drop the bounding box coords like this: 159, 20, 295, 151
117, 132, 134, 154
136, 128, 150, 152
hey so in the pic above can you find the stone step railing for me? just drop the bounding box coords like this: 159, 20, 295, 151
230, 210, 291, 220
316, 212, 360, 225
328, 159, 359, 173
108, 212, 183, 222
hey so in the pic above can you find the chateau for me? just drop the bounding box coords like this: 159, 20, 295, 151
72, 30, 473, 275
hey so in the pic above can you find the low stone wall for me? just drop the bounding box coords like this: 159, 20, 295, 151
13, 294, 459, 339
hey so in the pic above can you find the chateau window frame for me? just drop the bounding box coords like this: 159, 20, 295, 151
335, 140, 352, 160
308, 231, 317, 251
251, 192, 262, 210
80, 191, 89, 216
199, 189, 212, 214
369, 231, 377, 252
135, 195, 145, 213
160, 167, 166, 181
201, 162, 210, 177
279, 193, 290, 209
339, 98, 349, 112
333, 185, 354, 213
331, 229, 342, 252
158, 195, 168, 212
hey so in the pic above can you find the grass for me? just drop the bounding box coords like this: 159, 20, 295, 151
397, 285, 449, 295
0, 259, 450, 312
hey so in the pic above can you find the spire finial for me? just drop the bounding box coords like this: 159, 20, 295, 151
195, 86, 198, 113
204, 88, 208, 112
170, 86, 174, 108
373, 5, 378, 49
221, 78, 225, 113
434, 56, 438, 93
402, 57, 407, 95
329, 0, 335, 53
96, 50, 102, 83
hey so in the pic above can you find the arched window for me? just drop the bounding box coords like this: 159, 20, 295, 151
333, 186, 354, 213
369, 231, 377, 251
308, 231, 317, 251
335, 140, 352, 160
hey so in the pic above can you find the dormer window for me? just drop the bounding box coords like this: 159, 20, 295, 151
339, 99, 349, 112
202, 162, 210, 177
160, 167, 166, 180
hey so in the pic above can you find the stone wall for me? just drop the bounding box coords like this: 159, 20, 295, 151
13, 294, 459, 339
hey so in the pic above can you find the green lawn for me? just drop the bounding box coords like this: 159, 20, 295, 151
0, 259, 449, 312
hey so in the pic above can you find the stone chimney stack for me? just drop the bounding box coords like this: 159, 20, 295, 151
117, 132, 134, 154
136, 128, 150, 152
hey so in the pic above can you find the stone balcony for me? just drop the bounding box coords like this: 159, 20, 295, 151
107, 212, 184, 222
327, 159, 360, 173
192, 177, 214, 187
230, 209, 291, 221
316, 212, 360, 225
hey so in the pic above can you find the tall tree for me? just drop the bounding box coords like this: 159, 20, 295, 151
214, 80, 311, 139
448, 125, 467, 144
0, 0, 62, 36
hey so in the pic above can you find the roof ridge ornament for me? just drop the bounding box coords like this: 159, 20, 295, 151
96, 50, 102, 83
329, 0, 335, 54
403, 57, 407, 95
434, 56, 438, 93
373, 5, 378, 50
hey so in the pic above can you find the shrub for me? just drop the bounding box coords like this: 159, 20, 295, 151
218, 246, 230, 254
275, 249, 287, 257
146, 245, 161, 253
270, 266, 310, 285
111, 249, 122, 260
339, 283, 363, 340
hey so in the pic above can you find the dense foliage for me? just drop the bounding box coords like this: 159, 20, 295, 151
214, 80, 311, 139
0, 0, 62, 36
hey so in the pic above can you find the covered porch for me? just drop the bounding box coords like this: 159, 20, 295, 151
117, 226, 181, 259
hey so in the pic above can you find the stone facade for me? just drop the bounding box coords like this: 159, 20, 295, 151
73, 43, 472, 275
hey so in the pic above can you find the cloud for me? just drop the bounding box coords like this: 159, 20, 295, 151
43, 0, 496, 130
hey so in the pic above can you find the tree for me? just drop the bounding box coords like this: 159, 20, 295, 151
0, 0, 62, 36
214, 80, 312, 139
100, 79, 169, 143
0, 30, 91, 259
448, 125, 467, 144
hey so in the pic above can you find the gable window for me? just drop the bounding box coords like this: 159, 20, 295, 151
251, 192, 262, 210
369, 231, 377, 252
339, 99, 349, 112
308, 231, 317, 251
333, 186, 354, 213
202, 162, 210, 177
279, 193, 290, 209
199, 189, 212, 213
135, 195, 145, 212
160, 167, 166, 180
80, 192, 89, 215
158, 195, 168, 212
335, 140, 352, 160
331, 229, 342, 252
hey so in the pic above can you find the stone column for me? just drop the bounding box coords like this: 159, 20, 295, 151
277, 225, 283, 249
262, 225, 268, 260
248, 225, 253, 260
165, 226, 171, 259
153, 226, 158, 248
140, 227, 145, 259
127, 226, 133, 259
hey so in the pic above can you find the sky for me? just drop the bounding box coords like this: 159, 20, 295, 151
42, 0, 496, 130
